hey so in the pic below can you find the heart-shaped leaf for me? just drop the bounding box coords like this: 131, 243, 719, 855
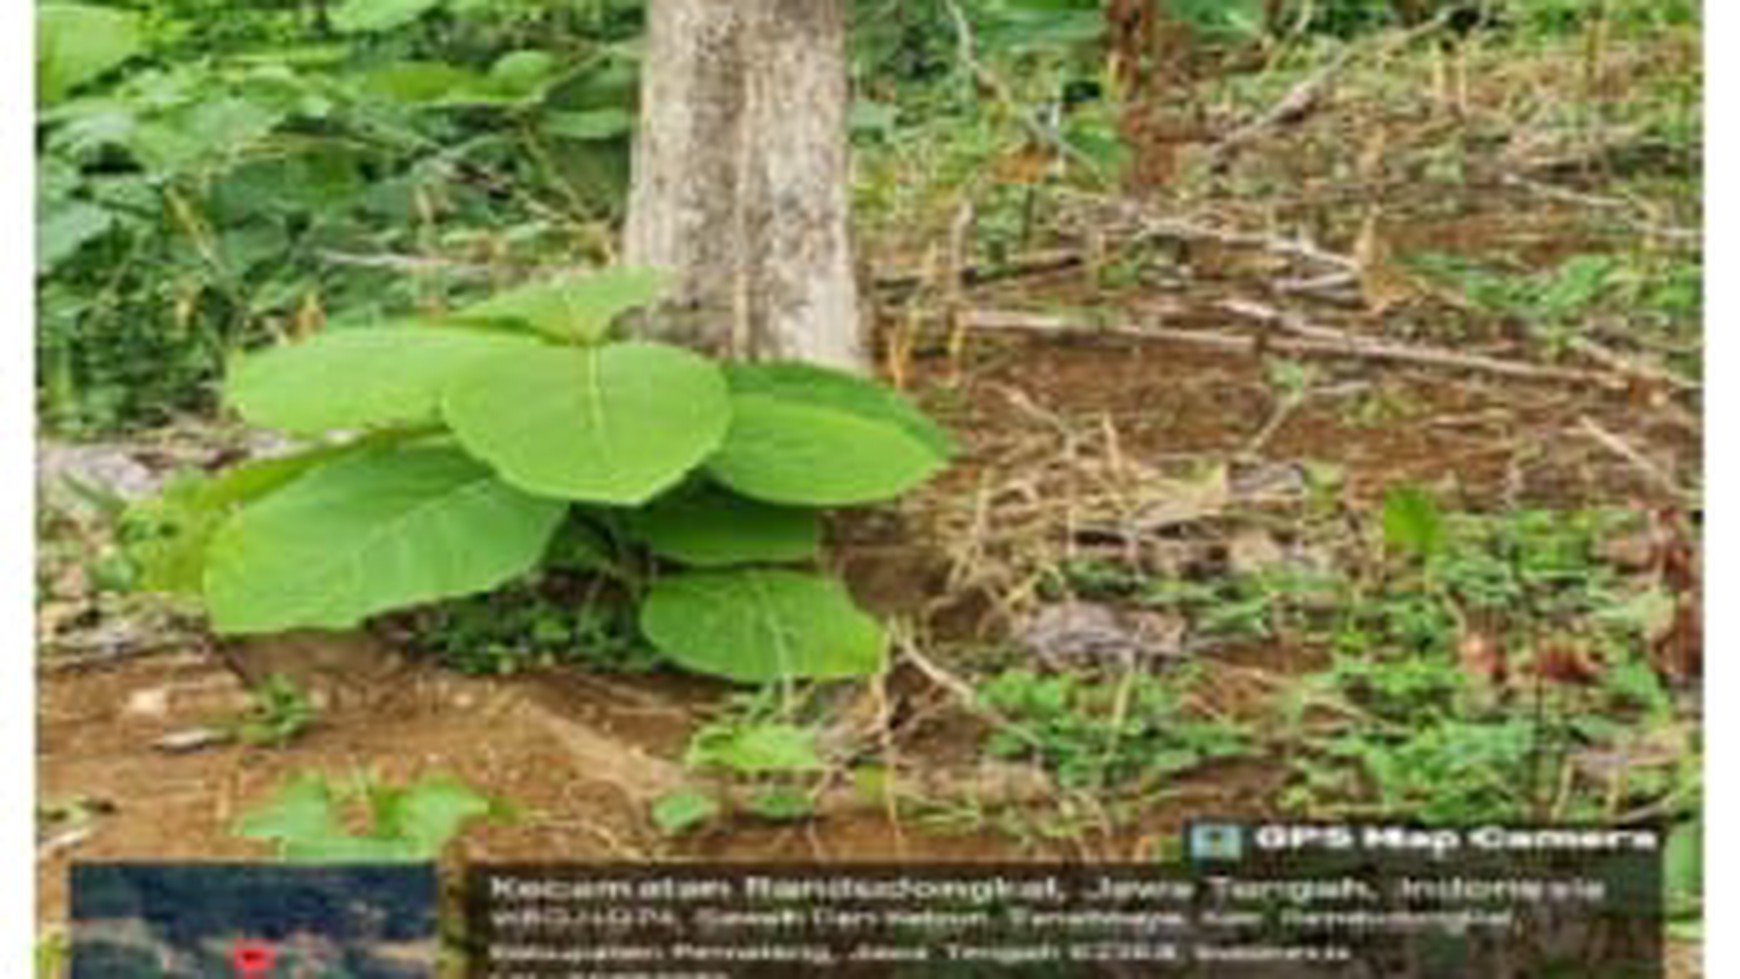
626, 484, 819, 567
443, 342, 729, 505
227, 325, 542, 435
707, 362, 951, 505
205, 444, 566, 633
127, 441, 370, 597
640, 569, 884, 682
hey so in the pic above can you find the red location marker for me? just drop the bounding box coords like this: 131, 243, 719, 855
231, 939, 276, 977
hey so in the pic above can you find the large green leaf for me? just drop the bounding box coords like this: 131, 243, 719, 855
640, 569, 884, 682
707, 363, 951, 506
226, 326, 542, 435
453, 267, 668, 343
204, 445, 566, 633
443, 342, 729, 505
126, 441, 367, 597
331, 0, 443, 33
627, 484, 819, 567
37, 4, 143, 105
728, 362, 953, 455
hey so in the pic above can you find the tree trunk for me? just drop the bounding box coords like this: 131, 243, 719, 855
625, 0, 864, 371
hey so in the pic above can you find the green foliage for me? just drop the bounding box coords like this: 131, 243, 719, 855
236, 770, 495, 861
658, 703, 834, 832
1513, 0, 1699, 37
131, 270, 950, 685
1310, 718, 1541, 823
120, 442, 367, 596
685, 721, 826, 775
650, 787, 721, 836
1408, 252, 1685, 354
1279, 506, 1690, 823
231, 673, 318, 747
443, 342, 731, 504
34, 930, 67, 979
36, 201, 114, 275
37, 4, 144, 105
641, 570, 885, 683
626, 484, 820, 568
1663, 817, 1702, 932
978, 668, 1251, 790
409, 576, 661, 675
203, 443, 568, 633
455, 267, 669, 343
1269, 0, 1398, 38
1381, 484, 1446, 561
1040, 503, 1689, 826
36, 0, 645, 433
331, 0, 445, 34
226, 327, 540, 435
991, 0, 1265, 50
745, 786, 815, 822
709, 362, 952, 505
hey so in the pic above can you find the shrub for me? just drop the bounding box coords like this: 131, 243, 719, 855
128, 268, 953, 684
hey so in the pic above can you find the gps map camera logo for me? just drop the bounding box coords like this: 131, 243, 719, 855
1188, 822, 1246, 862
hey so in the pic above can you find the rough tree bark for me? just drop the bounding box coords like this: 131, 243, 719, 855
625, 0, 864, 371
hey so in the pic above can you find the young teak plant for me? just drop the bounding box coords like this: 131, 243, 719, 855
130, 267, 953, 683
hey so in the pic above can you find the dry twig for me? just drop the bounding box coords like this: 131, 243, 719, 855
960, 307, 1626, 388
1577, 416, 1693, 502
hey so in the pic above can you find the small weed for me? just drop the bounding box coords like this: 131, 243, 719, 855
230, 673, 316, 747
650, 788, 723, 836
977, 667, 1251, 791
1041, 493, 1691, 828
1297, 717, 1542, 823
655, 692, 832, 834
684, 719, 827, 776
1049, 557, 1150, 600
1412, 250, 1698, 356
410, 582, 662, 677
1264, 358, 1320, 403
1281, 499, 1690, 823
235, 770, 499, 861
